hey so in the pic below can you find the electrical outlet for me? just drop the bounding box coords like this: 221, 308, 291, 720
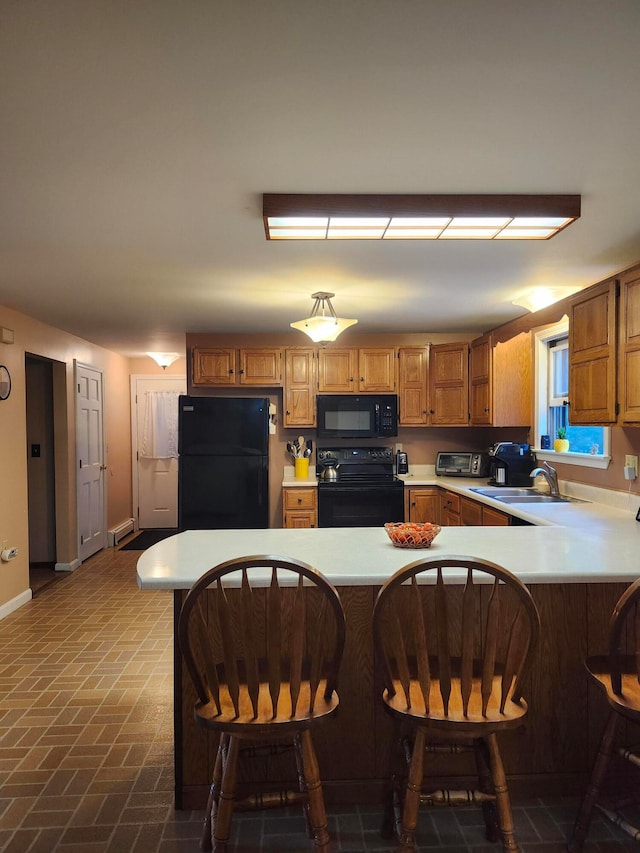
624, 455, 638, 477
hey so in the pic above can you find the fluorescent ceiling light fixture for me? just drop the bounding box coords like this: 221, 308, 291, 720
263, 194, 581, 240
146, 352, 182, 369
511, 286, 583, 312
290, 292, 357, 343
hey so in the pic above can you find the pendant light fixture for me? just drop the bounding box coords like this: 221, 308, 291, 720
290, 292, 357, 343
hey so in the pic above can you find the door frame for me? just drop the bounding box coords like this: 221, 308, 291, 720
130, 374, 186, 529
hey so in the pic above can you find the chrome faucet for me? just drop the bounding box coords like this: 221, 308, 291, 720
530, 461, 560, 496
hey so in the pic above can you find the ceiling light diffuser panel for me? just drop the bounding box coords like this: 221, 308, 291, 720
263, 194, 580, 240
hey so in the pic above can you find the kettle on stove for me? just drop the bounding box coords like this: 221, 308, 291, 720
319, 462, 340, 482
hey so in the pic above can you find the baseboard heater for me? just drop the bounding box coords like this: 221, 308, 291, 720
108, 518, 136, 546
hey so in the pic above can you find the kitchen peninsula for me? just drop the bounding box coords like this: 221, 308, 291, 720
137, 490, 640, 810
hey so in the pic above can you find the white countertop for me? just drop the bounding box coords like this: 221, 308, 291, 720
138, 463, 640, 590
137, 505, 640, 591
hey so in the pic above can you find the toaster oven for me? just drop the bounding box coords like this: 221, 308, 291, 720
435, 451, 491, 477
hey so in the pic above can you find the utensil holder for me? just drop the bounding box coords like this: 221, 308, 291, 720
294, 457, 309, 479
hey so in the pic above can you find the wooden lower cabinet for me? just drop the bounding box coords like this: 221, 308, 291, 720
174, 581, 625, 808
460, 495, 511, 526
440, 490, 461, 525
405, 487, 440, 524
282, 487, 317, 528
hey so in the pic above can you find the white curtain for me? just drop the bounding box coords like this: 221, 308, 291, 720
140, 390, 180, 458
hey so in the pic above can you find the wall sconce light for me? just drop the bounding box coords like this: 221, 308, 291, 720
146, 352, 182, 369
511, 286, 583, 312
264, 194, 581, 240
290, 292, 357, 343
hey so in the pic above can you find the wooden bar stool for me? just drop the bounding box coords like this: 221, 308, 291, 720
178, 555, 346, 853
372, 555, 540, 853
569, 576, 640, 851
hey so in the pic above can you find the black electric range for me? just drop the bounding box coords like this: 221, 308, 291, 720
316, 447, 404, 527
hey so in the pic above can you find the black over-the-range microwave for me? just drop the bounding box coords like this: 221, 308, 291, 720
316, 394, 398, 439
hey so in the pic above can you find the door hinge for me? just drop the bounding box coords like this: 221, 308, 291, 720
615, 401, 620, 415
80, 535, 84, 545
79, 459, 82, 468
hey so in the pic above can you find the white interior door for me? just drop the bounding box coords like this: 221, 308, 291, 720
131, 375, 186, 529
76, 362, 107, 561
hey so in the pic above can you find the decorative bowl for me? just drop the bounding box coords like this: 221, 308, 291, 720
384, 522, 441, 549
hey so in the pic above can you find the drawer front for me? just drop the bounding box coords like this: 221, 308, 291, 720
441, 491, 461, 515
283, 488, 317, 511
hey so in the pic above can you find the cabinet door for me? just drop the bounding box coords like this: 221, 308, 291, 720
284, 348, 317, 428
405, 488, 440, 524
492, 332, 532, 427
428, 343, 469, 425
239, 348, 282, 386
568, 279, 617, 424
398, 348, 428, 425
618, 268, 640, 424
482, 506, 511, 526
318, 348, 357, 392
358, 348, 396, 392
460, 496, 483, 526
469, 336, 492, 425
192, 347, 237, 385
440, 491, 461, 525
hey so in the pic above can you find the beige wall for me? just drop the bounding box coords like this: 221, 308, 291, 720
0, 304, 133, 613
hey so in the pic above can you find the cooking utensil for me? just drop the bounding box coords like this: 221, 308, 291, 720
320, 462, 340, 482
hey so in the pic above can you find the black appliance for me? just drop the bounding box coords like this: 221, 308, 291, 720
316, 395, 398, 440
178, 396, 269, 530
487, 442, 537, 487
435, 451, 491, 478
316, 446, 404, 528
396, 451, 409, 475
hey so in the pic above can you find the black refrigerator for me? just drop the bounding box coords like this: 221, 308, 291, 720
178, 396, 270, 530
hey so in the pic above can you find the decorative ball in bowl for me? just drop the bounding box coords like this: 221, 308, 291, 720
384, 522, 441, 549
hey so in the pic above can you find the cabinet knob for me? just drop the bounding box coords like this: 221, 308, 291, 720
484, 407, 490, 412
429, 409, 435, 415
563, 400, 570, 407
297, 497, 302, 503
360, 377, 364, 382
286, 410, 290, 415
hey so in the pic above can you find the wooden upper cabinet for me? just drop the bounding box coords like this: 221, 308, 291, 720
284, 348, 317, 428
358, 348, 396, 392
317, 347, 395, 392
428, 342, 469, 425
469, 335, 492, 425
492, 332, 532, 426
192, 346, 282, 387
568, 279, 617, 424
239, 348, 282, 385
398, 347, 428, 425
469, 333, 532, 427
317, 348, 357, 392
618, 268, 640, 424
192, 347, 237, 385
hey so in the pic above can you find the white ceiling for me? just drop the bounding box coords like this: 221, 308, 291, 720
1, 1, 640, 356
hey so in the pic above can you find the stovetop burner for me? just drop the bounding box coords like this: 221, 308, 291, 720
316, 446, 402, 487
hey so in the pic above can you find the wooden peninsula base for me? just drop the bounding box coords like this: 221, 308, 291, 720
172, 581, 626, 811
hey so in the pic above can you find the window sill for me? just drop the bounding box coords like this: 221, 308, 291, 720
534, 450, 611, 470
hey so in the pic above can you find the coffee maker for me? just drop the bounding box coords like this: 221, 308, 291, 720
488, 442, 537, 486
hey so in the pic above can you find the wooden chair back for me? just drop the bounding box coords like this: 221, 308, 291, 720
178, 555, 346, 723
607, 575, 640, 696
373, 556, 540, 718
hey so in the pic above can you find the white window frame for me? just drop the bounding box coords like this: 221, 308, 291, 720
533, 318, 611, 470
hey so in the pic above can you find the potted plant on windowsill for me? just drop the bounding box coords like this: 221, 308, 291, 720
554, 427, 570, 453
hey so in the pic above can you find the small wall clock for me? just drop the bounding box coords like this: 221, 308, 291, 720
0, 365, 11, 400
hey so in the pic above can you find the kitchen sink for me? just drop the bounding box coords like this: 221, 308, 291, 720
469, 487, 587, 504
